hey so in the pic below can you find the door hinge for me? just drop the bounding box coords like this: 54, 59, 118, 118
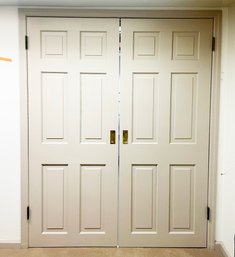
212, 37, 215, 52
27, 206, 30, 220
25, 35, 28, 50
207, 206, 210, 221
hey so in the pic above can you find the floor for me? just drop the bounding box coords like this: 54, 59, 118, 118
0, 248, 222, 257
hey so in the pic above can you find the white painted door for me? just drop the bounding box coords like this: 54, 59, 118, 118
28, 17, 213, 248
28, 18, 119, 247
119, 19, 213, 247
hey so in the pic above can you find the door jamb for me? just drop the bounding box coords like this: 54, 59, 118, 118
19, 8, 222, 249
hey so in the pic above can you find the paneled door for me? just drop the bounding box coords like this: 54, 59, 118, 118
27, 18, 119, 247
119, 19, 213, 247
27, 17, 213, 248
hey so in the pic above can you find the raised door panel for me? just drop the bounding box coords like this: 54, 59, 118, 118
132, 73, 158, 143
80, 166, 104, 233
169, 165, 195, 233
133, 32, 160, 60
81, 74, 105, 143
170, 73, 197, 143
42, 72, 67, 143
41, 31, 67, 59
42, 165, 68, 234
131, 165, 157, 233
81, 32, 107, 59
172, 32, 199, 60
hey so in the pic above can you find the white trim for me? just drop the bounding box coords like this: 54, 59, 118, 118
0, 243, 21, 249
19, 9, 29, 249
19, 9, 221, 248
19, 8, 222, 18
16, 6, 225, 10
207, 10, 222, 249
215, 242, 232, 257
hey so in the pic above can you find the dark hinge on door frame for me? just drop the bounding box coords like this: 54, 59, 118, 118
212, 37, 215, 52
25, 35, 28, 50
207, 206, 210, 221
27, 206, 30, 220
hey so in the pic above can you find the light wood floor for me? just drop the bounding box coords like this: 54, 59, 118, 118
0, 248, 222, 257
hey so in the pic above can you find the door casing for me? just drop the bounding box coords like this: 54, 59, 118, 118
19, 8, 222, 249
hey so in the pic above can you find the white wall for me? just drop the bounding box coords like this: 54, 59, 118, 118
0, 6, 234, 253
0, 7, 20, 243
216, 5, 235, 257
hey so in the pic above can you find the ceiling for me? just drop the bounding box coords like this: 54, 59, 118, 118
0, 0, 234, 7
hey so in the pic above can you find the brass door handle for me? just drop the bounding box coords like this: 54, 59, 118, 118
110, 130, 116, 144
123, 130, 128, 144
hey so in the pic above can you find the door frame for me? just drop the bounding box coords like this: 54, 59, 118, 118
19, 8, 222, 249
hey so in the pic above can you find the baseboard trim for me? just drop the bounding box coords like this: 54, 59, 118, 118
215, 241, 232, 257
0, 243, 21, 249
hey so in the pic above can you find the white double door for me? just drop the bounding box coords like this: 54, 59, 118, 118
28, 17, 213, 247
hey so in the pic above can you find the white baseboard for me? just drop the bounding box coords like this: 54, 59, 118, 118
215, 241, 232, 257
0, 243, 21, 249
